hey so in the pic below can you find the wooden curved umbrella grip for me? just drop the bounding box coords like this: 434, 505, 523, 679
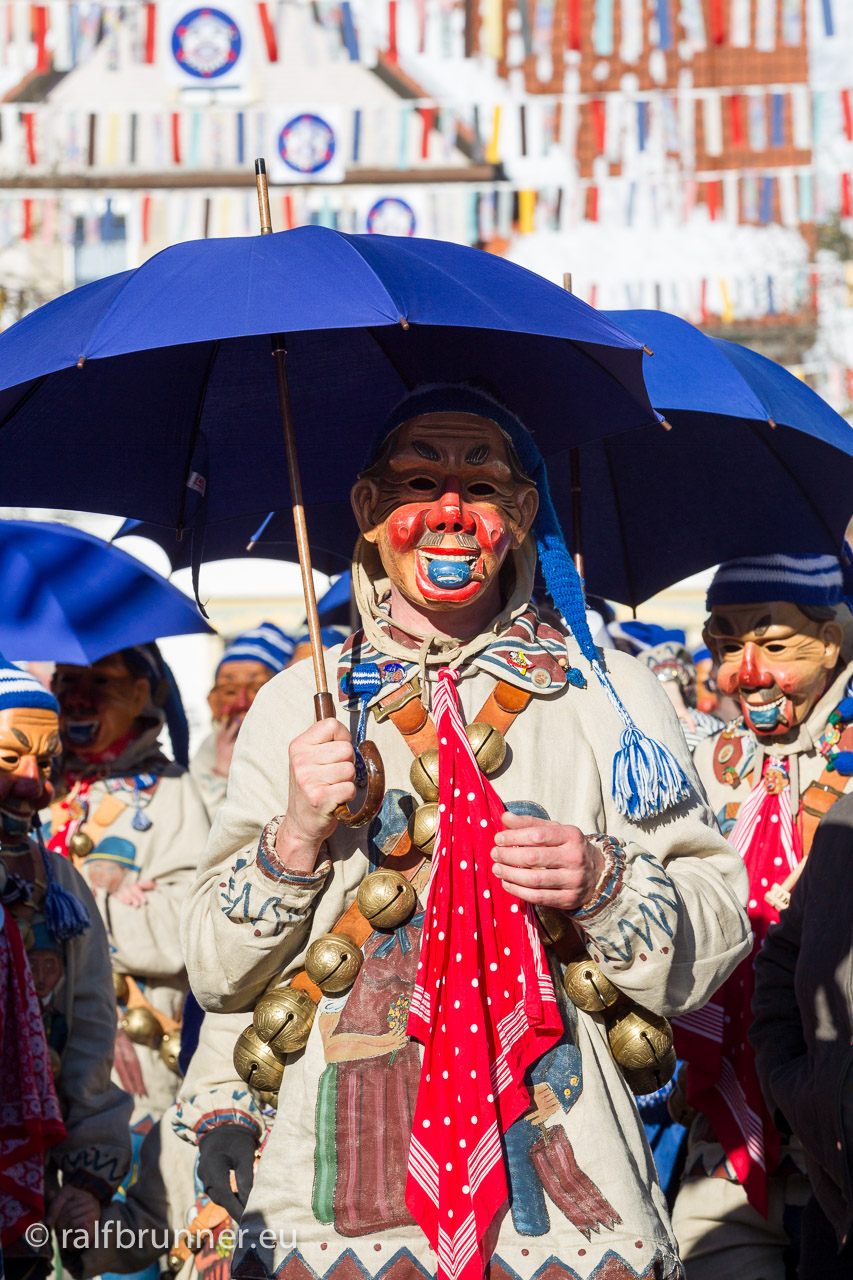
314, 693, 385, 829
334, 739, 385, 829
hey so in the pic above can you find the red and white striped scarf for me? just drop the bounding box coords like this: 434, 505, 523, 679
406, 668, 563, 1280
674, 758, 800, 1213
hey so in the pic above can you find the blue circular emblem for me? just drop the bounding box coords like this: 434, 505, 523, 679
278, 113, 336, 175
367, 197, 416, 236
171, 7, 241, 79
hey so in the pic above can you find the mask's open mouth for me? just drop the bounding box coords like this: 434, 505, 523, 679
742, 692, 788, 730
65, 718, 100, 747
417, 548, 483, 589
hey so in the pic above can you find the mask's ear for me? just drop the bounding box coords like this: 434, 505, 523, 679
819, 619, 844, 671
509, 484, 539, 547
701, 619, 721, 667
351, 478, 382, 544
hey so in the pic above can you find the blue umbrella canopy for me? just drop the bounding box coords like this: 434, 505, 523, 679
0, 229, 658, 547
0, 520, 214, 663
554, 310, 853, 607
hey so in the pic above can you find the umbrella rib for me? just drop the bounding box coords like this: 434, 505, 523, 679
0, 373, 48, 433
366, 327, 416, 393
176, 339, 220, 533
746, 421, 840, 548
601, 436, 639, 610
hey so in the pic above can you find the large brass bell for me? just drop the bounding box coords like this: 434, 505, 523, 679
563, 957, 620, 1012
68, 831, 94, 860
305, 933, 364, 993
121, 1006, 164, 1048
113, 971, 130, 1003
606, 1004, 676, 1096
408, 803, 439, 858
410, 749, 440, 803
234, 1025, 286, 1091
253, 986, 316, 1055
535, 905, 571, 946
18, 919, 34, 950
465, 722, 507, 775
357, 868, 417, 929
159, 1030, 182, 1075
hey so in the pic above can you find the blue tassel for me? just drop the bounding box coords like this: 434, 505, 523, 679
612, 725, 690, 821
833, 750, 853, 775
33, 817, 91, 942
566, 667, 586, 689
340, 663, 382, 786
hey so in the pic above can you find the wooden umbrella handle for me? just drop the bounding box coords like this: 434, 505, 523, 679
314, 692, 384, 829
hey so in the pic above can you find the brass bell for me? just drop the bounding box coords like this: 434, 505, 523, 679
159, 1030, 182, 1075
465, 722, 507, 775
113, 971, 130, 1003
535, 905, 571, 946
408, 803, 439, 858
69, 831, 94, 860
357, 868, 417, 930
253, 986, 316, 1055
166, 1251, 185, 1275
620, 1044, 678, 1098
563, 957, 620, 1012
233, 1024, 286, 1092
18, 920, 34, 950
305, 933, 364, 993
121, 1006, 164, 1048
410, 749, 440, 803
48, 1047, 62, 1079
256, 1088, 279, 1108
607, 1004, 676, 1095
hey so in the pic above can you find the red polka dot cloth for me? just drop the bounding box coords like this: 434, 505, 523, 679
406, 668, 563, 1280
675, 758, 800, 1214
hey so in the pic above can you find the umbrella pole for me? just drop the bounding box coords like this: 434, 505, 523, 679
562, 273, 585, 580
255, 160, 384, 827
270, 334, 334, 715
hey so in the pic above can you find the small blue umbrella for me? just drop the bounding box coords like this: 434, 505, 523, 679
0, 520, 214, 663
555, 309, 853, 607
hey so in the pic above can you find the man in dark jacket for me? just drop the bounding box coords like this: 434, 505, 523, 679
751, 791, 853, 1278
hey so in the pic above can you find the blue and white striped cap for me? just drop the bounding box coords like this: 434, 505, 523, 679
0, 659, 59, 714
707, 554, 843, 610
217, 622, 295, 676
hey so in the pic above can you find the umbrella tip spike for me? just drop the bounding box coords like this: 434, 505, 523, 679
768, 417, 777, 428
246, 539, 256, 551
76, 355, 86, 368
661, 418, 673, 432
399, 317, 409, 330
255, 157, 266, 175
643, 344, 654, 356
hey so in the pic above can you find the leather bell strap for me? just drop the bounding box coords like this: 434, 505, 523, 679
289, 678, 534, 1006
800, 722, 853, 854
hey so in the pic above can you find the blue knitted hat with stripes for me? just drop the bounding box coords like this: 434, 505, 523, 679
375, 385, 689, 821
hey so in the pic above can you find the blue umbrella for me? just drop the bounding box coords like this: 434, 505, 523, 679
0, 227, 656, 542
0, 220, 659, 826
0, 520, 214, 663
552, 309, 853, 607
317, 572, 352, 618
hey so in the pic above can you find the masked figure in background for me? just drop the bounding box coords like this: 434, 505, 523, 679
182, 384, 749, 1280
48, 644, 209, 1134
636, 642, 723, 754
672, 553, 853, 1280
191, 624, 295, 821
0, 661, 130, 1280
